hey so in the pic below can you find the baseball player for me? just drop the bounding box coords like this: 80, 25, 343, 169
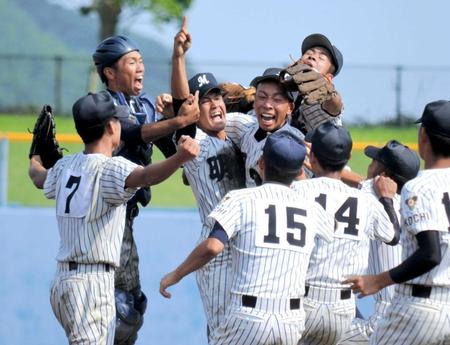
291, 122, 399, 345
338, 140, 420, 344
238, 67, 305, 187
169, 17, 254, 338
92, 35, 200, 344
281, 33, 344, 134
344, 100, 450, 345
160, 131, 336, 345
28, 91, 199, 344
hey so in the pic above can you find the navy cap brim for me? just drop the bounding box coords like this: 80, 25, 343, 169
201, 86, 224, 99
364, 146, 381, 160
250, 75, 280, 88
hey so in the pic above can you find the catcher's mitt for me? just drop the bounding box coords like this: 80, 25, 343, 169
280, 63, 336, 105
29, 105, 63, 169
219, 82, 255, 113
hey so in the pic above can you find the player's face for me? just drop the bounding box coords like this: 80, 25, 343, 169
299, 47, 334, 76
198, 92, 227, 136
109, 51, 145, 96
254, 81, 294, 132
367, 159, 384, 179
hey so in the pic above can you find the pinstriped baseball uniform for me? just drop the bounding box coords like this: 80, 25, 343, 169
338, 179, 402, 344
239, 122, 304, 187
369, 168, 450, 345
207, 183, 335, 345
183, 112, 253, 335
291, 177, 395, 345
44, 152, 138, 344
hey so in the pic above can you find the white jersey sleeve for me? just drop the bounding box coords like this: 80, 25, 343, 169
401, 179, 449, 234
44, 157, 67, 200
366, 193, 396, 243
100, 156, 139, 205
208, 190, 243, 239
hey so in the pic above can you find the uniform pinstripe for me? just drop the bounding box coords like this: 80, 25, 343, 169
291, 177, 395, 345
207, 183, 335, 345
44, 152, 138, 344
183, 112, 253, 335
239, 122, 304, 187
338, 179, 402, 344
369, 168, 450, 345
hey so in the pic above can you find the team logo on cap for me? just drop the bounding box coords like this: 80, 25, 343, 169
198, 74, 210, 87
405, 195, 418, 211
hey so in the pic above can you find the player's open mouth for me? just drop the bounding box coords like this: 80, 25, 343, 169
135, 76, 143, 89
260, 114, 276, 123
210, 111, 223, 122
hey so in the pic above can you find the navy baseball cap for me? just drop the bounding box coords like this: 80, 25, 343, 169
72, 91, 129, 130
188, 73, 223, 99
415, 100, 450, 138
364, 140, 420, 181
263, 131, 306, 172
302, 33, 343, 76
250, 67, 295, 101
310, 121, 352, 165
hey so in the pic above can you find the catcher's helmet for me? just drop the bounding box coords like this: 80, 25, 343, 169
93, 35, 140, 83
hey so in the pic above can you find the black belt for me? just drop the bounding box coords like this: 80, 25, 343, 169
241, 295, 300, 310
68, 261, 111, 273
304, 285, 352, 300
410, 285, 432, 298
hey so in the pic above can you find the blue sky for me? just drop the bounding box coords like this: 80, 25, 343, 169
56, 0, 450, 123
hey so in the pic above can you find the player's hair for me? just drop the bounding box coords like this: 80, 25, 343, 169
314, 154, 347, 172
77, 118, 116, 144
425, 127, 450, 157
265, 164, 300, 185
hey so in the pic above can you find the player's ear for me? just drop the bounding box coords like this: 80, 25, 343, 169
103, 67, 115, 82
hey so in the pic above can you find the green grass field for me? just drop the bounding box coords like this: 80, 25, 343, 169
0, 114, 419, 207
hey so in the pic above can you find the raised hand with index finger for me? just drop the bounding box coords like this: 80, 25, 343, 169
173, 16, 192, 58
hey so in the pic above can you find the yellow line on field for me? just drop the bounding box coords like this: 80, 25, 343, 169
0, 132, 418, 151
0, 132, 82, 143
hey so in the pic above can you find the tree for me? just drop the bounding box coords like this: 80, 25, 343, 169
80, 0, 193, 40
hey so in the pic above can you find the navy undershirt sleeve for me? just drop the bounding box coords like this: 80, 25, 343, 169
379, 197, 400, 245
208, 221, 229, 245
389, 230, 442, 283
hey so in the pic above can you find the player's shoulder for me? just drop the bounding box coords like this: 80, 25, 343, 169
278, 122, 305, 140
226, 111, 256, 126
292, 176, 347, 191
404, 168, 450, 193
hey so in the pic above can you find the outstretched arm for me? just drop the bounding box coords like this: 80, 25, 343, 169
29, 155, 47, 189
125, 134, 199, 188
159, 237, 224, 298
343, 230, 441, 297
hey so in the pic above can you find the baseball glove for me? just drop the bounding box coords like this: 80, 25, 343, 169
280, 63, 336, 105
219, 82, 255, 113
29, 105, 63, 169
